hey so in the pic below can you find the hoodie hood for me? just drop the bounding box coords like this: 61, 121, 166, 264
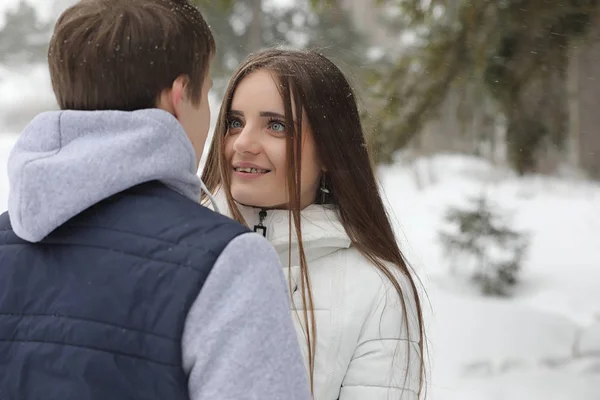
8, 108, 202, 242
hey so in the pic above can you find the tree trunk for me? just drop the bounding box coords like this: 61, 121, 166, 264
567, 41, 581, 171
248, 0, 262, 51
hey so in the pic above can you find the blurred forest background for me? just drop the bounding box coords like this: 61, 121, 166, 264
2, 0, 600, 180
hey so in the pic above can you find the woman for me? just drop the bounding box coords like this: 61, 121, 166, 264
202, 49, 426, 400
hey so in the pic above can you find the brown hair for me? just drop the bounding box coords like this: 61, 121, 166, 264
48, 0, 215, 111
202, 49, 426, 397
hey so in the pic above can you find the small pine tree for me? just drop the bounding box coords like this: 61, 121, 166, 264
439, 194, 529, 296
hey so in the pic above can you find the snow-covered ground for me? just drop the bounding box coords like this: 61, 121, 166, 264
1, 63, 600, 398
378, 155, 600, 399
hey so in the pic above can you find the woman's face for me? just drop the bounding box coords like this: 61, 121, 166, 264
223, 69, 322, 209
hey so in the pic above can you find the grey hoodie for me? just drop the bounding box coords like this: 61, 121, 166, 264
6, 108, 310, 400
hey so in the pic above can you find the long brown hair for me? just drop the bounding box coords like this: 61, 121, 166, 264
202, 48, 426, 397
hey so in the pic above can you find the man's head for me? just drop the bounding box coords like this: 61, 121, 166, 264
48, 0, 215, 162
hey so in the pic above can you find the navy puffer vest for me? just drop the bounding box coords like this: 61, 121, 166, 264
0, 182, 248, 400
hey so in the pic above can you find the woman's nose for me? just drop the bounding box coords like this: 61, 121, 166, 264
232, 125, 260, 154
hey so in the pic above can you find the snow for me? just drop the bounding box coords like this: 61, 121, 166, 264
378, 154, 600, 398
1, 64, 600, 398
580, 321, 600, 356
0, 64, 56, 132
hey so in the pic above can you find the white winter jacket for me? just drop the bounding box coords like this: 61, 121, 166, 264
210, 192, 422, 400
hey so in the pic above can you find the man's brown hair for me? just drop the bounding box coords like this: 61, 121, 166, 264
48, 0, 215, 111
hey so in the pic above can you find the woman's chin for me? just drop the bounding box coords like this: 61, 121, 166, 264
231, 192, 268, 209
231, 194, 286, 210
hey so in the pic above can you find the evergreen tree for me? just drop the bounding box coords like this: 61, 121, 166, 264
439, 194, 529, 297
362, 0, 600, 173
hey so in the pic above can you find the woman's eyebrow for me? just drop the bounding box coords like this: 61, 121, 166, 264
259, 111, 285, 119
228, 110, 286, 119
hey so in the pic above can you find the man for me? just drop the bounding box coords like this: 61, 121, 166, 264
0, 1, 310, 399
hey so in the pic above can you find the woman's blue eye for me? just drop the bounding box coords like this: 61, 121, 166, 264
269, 120, 286, 132
228, 119, 243, 129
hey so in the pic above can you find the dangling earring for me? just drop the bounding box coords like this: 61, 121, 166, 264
319, 174, 330, 204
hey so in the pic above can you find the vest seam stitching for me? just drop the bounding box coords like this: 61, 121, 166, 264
0, 339, 179, 367
0, 242, 207, 271
67, 224, 231, 259
0, 313, 177, 342
0, 223, 247, 261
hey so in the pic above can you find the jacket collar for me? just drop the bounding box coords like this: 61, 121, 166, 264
212, 189, 351, 266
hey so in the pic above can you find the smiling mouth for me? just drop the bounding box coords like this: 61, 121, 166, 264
233, 167, 271, 174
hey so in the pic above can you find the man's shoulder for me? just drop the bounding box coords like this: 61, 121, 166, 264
102, 181, 246, 233
0, 182, 251, 260
66, 182, 250, 255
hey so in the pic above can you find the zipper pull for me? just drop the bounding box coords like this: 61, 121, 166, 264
253, 209, 268, 237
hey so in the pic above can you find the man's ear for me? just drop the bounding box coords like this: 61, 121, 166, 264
156, 75, 188, 116
170, 75, 189, 117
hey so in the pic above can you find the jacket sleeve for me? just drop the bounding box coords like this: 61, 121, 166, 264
181, 232, 311, 400
339, 270, 423, 400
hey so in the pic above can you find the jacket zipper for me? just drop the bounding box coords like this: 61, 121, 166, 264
253, 209, 268, 237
